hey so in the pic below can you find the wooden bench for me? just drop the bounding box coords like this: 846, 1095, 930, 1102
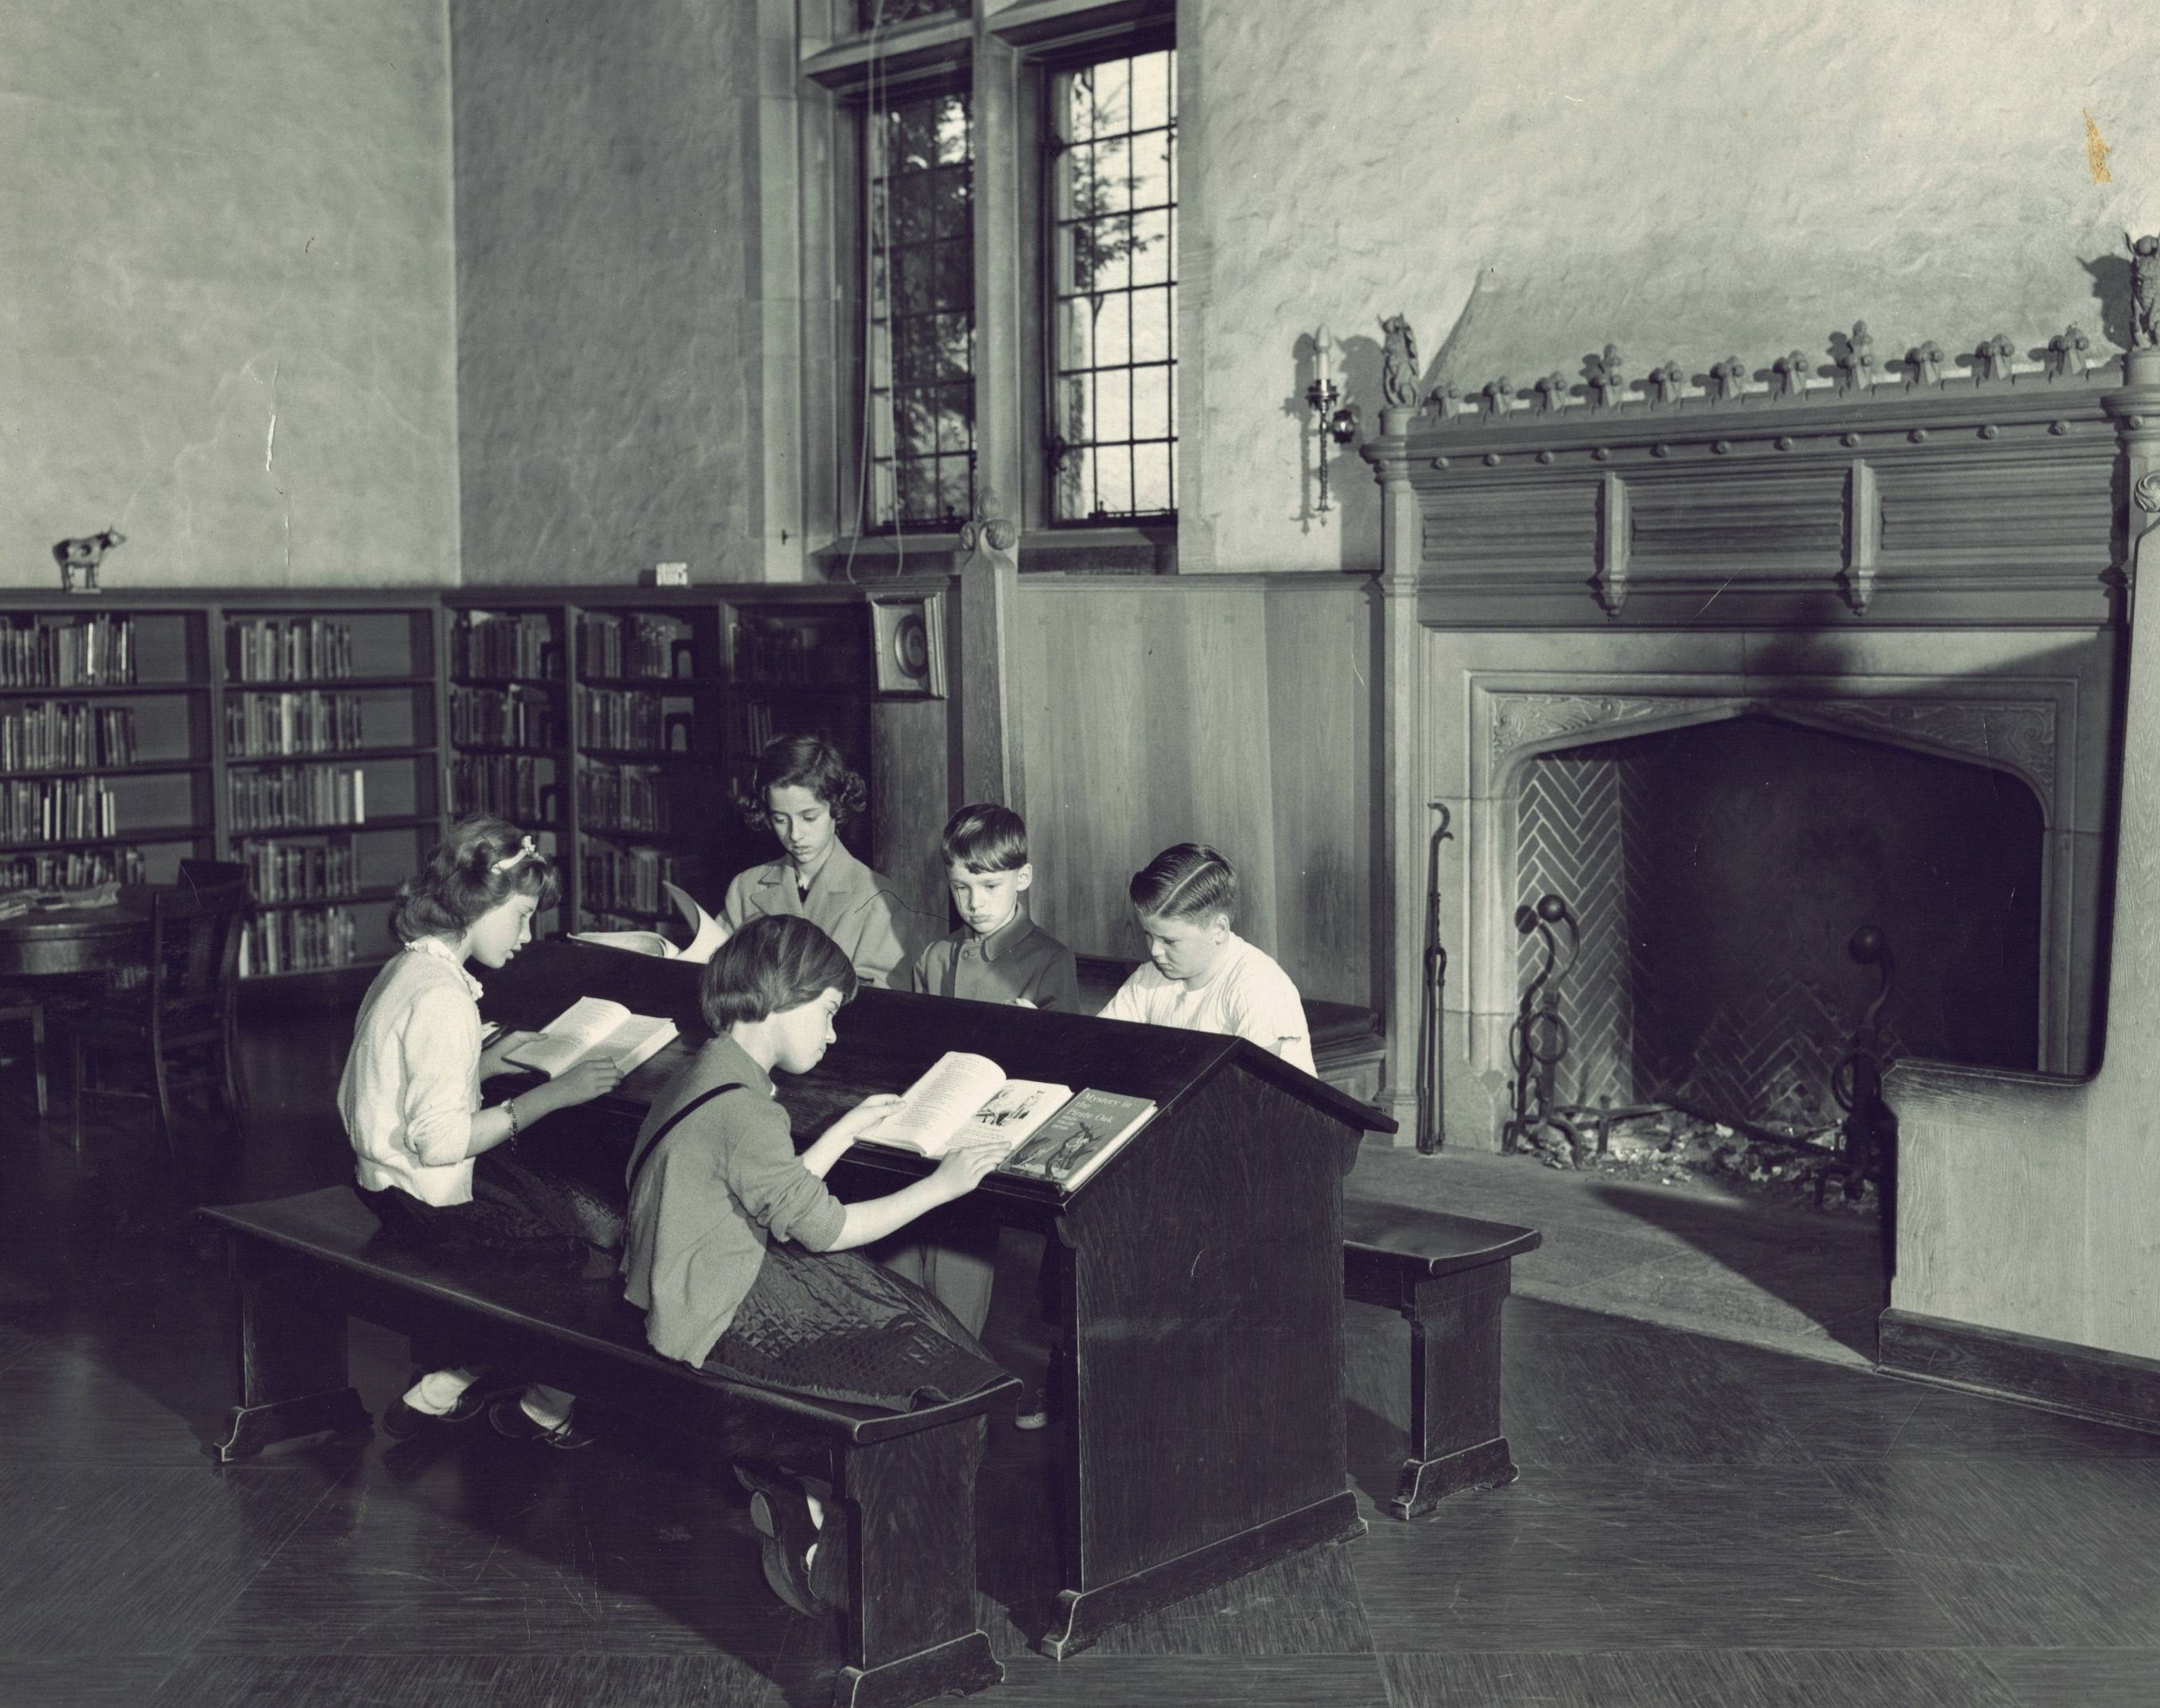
201, 1186, 1018, 1708
1340, 1197, 1542, 1520
1074, 953, 1387, 1106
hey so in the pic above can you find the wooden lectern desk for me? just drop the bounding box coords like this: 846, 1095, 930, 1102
481, 939, 1392, 1659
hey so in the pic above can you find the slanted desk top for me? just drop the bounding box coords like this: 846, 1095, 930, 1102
481, 937, 1392, 1659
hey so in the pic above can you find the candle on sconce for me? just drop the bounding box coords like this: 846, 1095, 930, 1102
1315, 326, 1333, 391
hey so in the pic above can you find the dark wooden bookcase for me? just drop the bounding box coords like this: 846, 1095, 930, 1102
0, 590, 446, 994
442, 586, 878, 936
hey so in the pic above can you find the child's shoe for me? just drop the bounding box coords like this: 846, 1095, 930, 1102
487, 1395, 595, 1451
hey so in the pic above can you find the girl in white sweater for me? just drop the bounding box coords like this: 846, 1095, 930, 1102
339, 814, 622, 1448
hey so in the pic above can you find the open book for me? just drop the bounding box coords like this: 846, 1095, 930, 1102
998, 1088, 1157, 1193
859, 1052, 1075, 1159
570, 881, 727, 963
506, 995, 678, 1079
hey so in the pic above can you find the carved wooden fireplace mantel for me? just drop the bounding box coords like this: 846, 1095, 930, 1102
1363, 349, 2134, 1148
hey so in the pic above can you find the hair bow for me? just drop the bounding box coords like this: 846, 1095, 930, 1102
491, 834, 537, 873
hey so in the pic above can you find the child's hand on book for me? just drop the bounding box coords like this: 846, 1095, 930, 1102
930, 1139, 1005, 1200
827, 1093, 904, 1147
556, 1054, 626, 1105
480, 1030, 541, 1076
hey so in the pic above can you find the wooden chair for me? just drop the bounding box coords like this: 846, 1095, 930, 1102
72, 871, 251, 1152
0, 982, 51, 1117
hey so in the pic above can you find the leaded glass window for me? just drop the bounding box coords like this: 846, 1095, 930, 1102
1048, 47, 1177, 522
867, 87, 975, 530
855, 0, 966, 31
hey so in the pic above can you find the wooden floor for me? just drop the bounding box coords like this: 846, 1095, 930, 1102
3, 1010, 2158, 1707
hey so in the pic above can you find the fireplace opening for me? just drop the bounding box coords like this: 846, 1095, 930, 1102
1513, 713, 2044, 1141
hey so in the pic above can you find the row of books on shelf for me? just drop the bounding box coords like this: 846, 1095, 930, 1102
1, 777, 118, 844
576, 689, 694, 754
454, 613, 555, 681
734, 615, 860, 687
450, 685, 556, 750
239, 835, 360, 902
1, 702, 137, 772
577, 763, 671, 834
229, 617, 358, 684
238, 905, 359, 977
577, 613, 694, 681
452, 755, 553, 821
229, 764, 366, 832
226, 691, 366, 757
730, 700, 777, 753
579, 843, 700, 917
1, 616, 135, 688
1, 845, 145, 894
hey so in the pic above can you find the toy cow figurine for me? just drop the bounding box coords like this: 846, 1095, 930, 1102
52, 529, 124, 594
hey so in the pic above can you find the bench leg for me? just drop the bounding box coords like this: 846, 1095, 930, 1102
1392, 1264, 1519, 1521
828, 1418, 1002, 1708
213, 1237, 371, 1463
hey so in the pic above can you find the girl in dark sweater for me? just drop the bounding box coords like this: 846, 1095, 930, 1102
621, 914, 1008, 1615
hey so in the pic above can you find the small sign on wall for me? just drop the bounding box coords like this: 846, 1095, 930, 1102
871, 593, 947, 699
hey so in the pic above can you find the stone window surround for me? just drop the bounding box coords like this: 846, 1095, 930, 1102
795, 0, 1182, 567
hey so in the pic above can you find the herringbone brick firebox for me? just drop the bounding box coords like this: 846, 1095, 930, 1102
1516, 715, 2042, 1135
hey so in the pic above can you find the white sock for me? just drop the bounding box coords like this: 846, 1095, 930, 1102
520, 1384, 574, 1430
404, 1366, 480, 1415
803, 1492, 826, 1572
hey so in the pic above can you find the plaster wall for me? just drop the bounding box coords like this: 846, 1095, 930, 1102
0, 1, 460, 588
1182, 0, 2160, 574
451, 0, 778, 586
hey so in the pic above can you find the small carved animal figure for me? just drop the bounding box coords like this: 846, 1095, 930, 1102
51, 528, 125, 594
2130, 233, 2160, 351
1380, 315, 1421, 410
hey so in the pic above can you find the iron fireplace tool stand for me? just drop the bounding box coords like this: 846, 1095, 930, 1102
1415, 803, 1452, 1153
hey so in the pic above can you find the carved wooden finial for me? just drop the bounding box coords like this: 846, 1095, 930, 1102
1709, 357, 1748, 404
1585, 344, 1626, 409
1532, 372, 1570, 414
1648, 361, 1686, 407
955, 485, 1016, 564
1429, 377, 1462, 420
1772, 351, 1810, 400
2050, 324, 2092, 381
1482, 377, 1515, 419
1975, 333, 2017, 383
1905, 341, 1945, 388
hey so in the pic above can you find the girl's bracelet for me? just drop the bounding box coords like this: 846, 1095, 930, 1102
504, 1095, 523, 1140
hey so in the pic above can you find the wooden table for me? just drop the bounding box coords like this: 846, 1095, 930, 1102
0, 900, 152, 978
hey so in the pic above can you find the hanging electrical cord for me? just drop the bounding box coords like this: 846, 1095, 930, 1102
841, 0, 898, 584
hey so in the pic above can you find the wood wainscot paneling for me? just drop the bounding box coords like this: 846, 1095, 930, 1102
1008, 574, 1379, 1010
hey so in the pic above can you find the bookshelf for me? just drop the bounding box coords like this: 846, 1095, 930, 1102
217, 603, 444, 984
0, 585, 903, 985
0, 603, 214, 895
442, 588, 878, 937
0, 592, 448, 992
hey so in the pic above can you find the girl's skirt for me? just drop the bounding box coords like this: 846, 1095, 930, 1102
353, 1146, 612, 1270
705, 1238, 1010, 1412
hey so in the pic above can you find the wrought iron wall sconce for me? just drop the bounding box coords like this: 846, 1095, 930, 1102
1306, 328, 1361, 518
